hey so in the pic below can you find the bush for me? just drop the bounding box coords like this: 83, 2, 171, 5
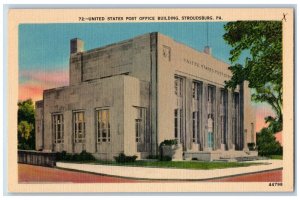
247, 143, 256, 151
159, 139, 178, 148
78, 150, 96, 161
56, 150, 95, 162
191, 157, 198, 161
256, 128, 283, 156
114, 153, 138, 163
159, 155, 172, 161
147, 155, 159, 159
158, 139, 178, 162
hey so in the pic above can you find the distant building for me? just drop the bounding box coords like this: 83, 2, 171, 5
35, 32, 257, 161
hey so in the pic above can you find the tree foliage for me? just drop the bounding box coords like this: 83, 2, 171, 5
18, 121, 33, 140
256, 128, 282, 156
18, 99, 35, 150
223, 21, 282, 133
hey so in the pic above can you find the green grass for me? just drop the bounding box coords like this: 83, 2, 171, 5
268, 155, 283, 160
65, 160, 263, 170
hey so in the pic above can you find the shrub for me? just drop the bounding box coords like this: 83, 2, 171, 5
114, 153, 138, 163
158, 139, 177, 161
147, 155, 159, 159
78, 150, 96, 161
159, 155, 172, 161
191, 157, 198, 161
247, 143, 256, 151
56, 150, 95, 162
159, 139, 178, 148
256, 128, 283, 156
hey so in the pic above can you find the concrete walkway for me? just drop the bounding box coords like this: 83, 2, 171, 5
56, 160, 283, 181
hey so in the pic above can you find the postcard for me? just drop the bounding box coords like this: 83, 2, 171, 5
7, 7, 294, 193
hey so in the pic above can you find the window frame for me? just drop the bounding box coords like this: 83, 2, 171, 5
134, 106, 146, 143
52, 113, 64, 144
73, 110, 85, 143
96, 108, 111, 143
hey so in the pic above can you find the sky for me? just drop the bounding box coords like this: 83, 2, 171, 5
18, 22, 280, 142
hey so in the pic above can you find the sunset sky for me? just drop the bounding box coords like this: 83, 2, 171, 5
18, 22, 281, 143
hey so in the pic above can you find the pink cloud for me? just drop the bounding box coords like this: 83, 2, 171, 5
20, 68, 69, 86
255, 105, 275, 132
19, 83, 44, 102
19, 68, 69, 102
255, 104, 282, 144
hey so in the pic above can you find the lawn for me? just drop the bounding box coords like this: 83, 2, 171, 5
67, 160, 263, 170
268, 155, 283, 160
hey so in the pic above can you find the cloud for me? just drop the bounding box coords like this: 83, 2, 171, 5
20, 68, 69, 85
19, 68, 69, 102
19, 83, 44, 102
254, 105, 282, 144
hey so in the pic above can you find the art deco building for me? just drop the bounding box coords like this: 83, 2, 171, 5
35, 32, 257, 161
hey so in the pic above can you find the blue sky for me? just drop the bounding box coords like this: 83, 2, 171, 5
19, 22, 234, 73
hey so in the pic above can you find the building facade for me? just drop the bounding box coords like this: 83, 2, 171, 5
35, 32, 256, 161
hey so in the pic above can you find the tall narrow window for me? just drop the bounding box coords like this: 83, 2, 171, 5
192, 81, 202, 143
220, 89, 227, 145
73, 111, 85, 143
207, 85, 215, 149
192, 111, 199, 142
251, 123, 254, 143
192, 81, 201, 100
52, 113, 64, 143
96, 109, 110, 143
135, 107, 146, 143
174, 109, 178, 139
175, 76, 183, 97
174, 76, 184, 143
233, 92, 240, 148
207, 86, 214, 115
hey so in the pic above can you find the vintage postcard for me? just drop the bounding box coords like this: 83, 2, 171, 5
7, 7, 294, 193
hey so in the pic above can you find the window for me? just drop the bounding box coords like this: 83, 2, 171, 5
207, 86, 215, 115
96, 109, 110, 143
233, 93, 239, 147
174, 76, 185, 143
174, 108, 183, 142
192, 81, 202, 100
251, 123, 254, 143
192, 111, 199, 143
73, 111, 85, 143
52, 114, 64, 143
174, 109, 178, 139
135, 107, 146, 143
192, 81, 202, 144
174, 76, 183, 97
208, 85, 214, 102
220, 89, 227, 145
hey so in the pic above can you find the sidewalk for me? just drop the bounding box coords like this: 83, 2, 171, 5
56, 160, 283, 181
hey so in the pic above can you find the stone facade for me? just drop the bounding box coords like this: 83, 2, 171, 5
35, 32, 256, 161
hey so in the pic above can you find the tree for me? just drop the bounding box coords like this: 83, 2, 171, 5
223, 21, 282, 133
256, 128, 282, 156
17, 99, 35, 150
18, 121, 34, 150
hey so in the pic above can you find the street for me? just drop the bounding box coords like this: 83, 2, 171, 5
18, 164, 282, 183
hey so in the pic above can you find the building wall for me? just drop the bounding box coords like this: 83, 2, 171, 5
68, 33, 157, 155
156, 33, 255, 151
42, 76, 127, 160
69, 34, 153, 86
123, 78, 150, 157
40, 75, 149, 160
